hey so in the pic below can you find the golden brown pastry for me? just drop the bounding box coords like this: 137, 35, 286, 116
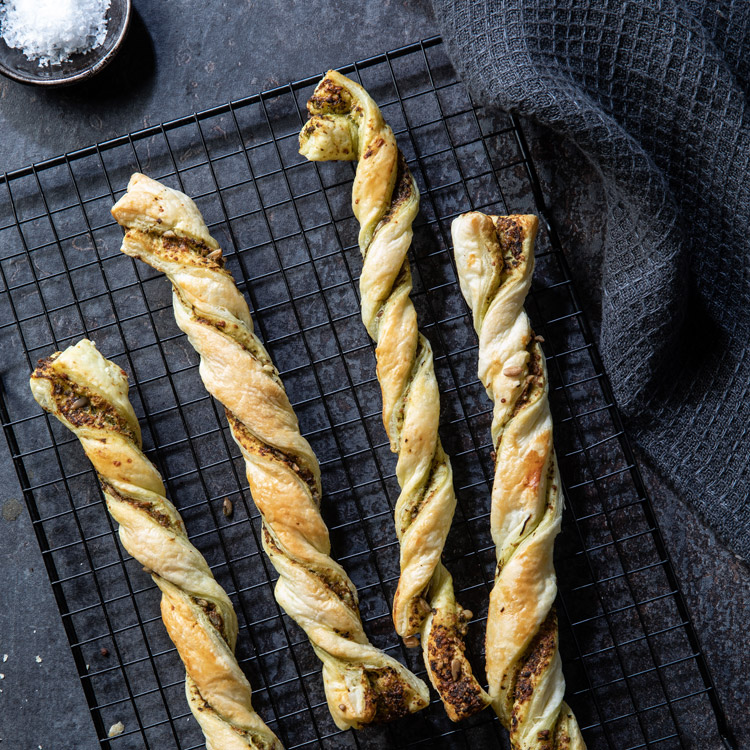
452, 212, 585, 749
30, 339, 282, 750
111, 173, 429, 730
298, 70, 490, 721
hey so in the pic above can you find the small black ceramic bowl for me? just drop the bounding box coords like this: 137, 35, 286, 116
0, 0, 131, 87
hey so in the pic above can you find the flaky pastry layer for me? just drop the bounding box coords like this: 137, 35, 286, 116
453, 213, 585, 749
111, 173, 429, 730
299, 71, 490, 721
30, 339, 281, 750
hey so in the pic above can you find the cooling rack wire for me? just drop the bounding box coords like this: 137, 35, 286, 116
0, 37, 735, 750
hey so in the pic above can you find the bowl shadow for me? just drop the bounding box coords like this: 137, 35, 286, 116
56, 9, 155, 103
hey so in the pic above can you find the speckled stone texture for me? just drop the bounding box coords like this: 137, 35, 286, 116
0, 2, 746, 748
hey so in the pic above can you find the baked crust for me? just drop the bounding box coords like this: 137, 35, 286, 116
30, 339, 282, 750
299, 71, 491, 722
111, 173, 429, 730
452, 212, 585, 749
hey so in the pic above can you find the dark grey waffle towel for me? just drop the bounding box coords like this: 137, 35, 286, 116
432, 0, 750, 559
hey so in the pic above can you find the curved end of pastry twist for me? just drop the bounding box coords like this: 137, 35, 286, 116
186, 677, 282, 750
299, 70, 361, 161
29, 338, 141, 443
112, 172, 219, 249
321, 656, 430, 730
112, 173, 254, 333
299, 70, 401, 247
505, 610, 585, 750
159, 579, 282, 750
421, 565, 491, 722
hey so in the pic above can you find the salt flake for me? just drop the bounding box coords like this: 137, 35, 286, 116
0, 0, 112, 67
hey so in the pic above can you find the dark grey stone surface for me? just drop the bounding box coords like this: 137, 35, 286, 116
0, 2, 746, 749
0, 0, 436, 174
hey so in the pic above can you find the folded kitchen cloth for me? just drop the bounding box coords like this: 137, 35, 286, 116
432, 0, 750, 560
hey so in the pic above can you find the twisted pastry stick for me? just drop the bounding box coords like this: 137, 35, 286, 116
299, 71, 490, 721
30, 339, 281, 750
111, 173, 429, 730
452, 213, 585, 749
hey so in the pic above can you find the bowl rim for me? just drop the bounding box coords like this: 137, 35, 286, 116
0, 0, 132, 87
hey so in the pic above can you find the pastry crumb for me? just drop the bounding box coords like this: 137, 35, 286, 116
35, 655, 42, 663
2, 654, 6, 662
108, 721, 125, 737
450, 657, 462, 681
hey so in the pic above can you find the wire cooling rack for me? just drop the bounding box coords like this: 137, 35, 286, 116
0, 38, 735, 750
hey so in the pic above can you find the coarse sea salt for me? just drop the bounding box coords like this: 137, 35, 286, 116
0, 0, 112, 67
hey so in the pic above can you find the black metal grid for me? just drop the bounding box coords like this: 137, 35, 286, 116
0, 38, 735, 750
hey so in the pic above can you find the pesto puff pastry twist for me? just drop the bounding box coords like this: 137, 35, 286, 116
30, 339, 282, 750
299, 71, 490, 722
111, 173, 429, 730
452, 213, 585, 749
